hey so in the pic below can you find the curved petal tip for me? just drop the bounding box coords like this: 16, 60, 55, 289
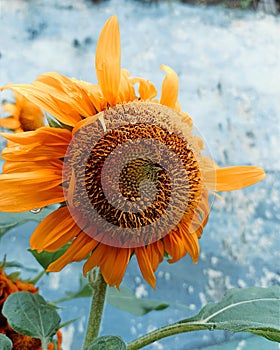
160, 64, 179, 109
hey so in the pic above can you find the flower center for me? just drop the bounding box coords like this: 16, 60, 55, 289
85, 124, 174, 229
119, 158, 163, 201
63, 102, 203, 248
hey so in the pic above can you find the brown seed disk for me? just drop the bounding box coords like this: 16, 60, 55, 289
63, 101, 203, 248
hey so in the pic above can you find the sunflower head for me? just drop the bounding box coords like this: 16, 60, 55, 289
0, 16, 265, 288
63, 101, 205, 249
0, 91, 44, 132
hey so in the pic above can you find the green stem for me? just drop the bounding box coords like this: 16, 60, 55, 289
126, 323, 205, 350
40, 338, 49, 350
27, 269, 45, 285
82, 269, 107, 349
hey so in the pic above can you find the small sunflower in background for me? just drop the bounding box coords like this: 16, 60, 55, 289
0, 16, 265, 289
0, 264, 62, 350
0, 91, 44, 132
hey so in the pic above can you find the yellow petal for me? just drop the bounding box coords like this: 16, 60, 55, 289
145, 241, 164, 272
0, 117, 21, 130
135, 246, 158, 289
2, 71, 97, 128
190, 189, 210, 239
30, 206, 80, 251
215, 166, 266, 191
1, 126, 71, 146
163, 229, 188, 264
3, 159, 63, 174
5, 91, 45, 131
95, 15, 121, 106
160, 64, 179, 109
71, 79, 106, 113
117, 69, 136, 103
2, 103, 20, 119
83, 243, 104, 275
1, 127, 72, 161
47, 233, 98, 272
100, 248, 131, 288
71, 112, 100, 136
0, 171, 64, 212
131, 77, 157, 101
89, 246, 132, 288
19, 111, 45, 132
177, 220, 200, 263
174, 99, 181, 112
35, 73, 96, 117
1, 83, 81, 127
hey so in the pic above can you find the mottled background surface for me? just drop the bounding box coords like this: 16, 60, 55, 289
0, 1, 279, 349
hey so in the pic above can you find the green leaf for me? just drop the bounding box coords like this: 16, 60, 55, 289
84, 336, 126, 350
29, 243, 70, 270
2, 291, 61, 343
52, 276, 93, 303
27, 270, 46, 285
108, 286, 169, 316
0, 334, 12, 350
53, 277, 169, 316
46, 115, 63, 129
7, 272, 21, 282
179, 286, 280, 342
1, 260, 38, 272
46, 114, 73, 131
59, 317, 80, 329
0, 207, 55, 237
126, 287, 280, 350
249, 328, 280, 343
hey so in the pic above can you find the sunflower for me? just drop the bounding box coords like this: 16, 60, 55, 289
0, 91, 45, 132
0, 16, 265, 288
0, 265, 62, 350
